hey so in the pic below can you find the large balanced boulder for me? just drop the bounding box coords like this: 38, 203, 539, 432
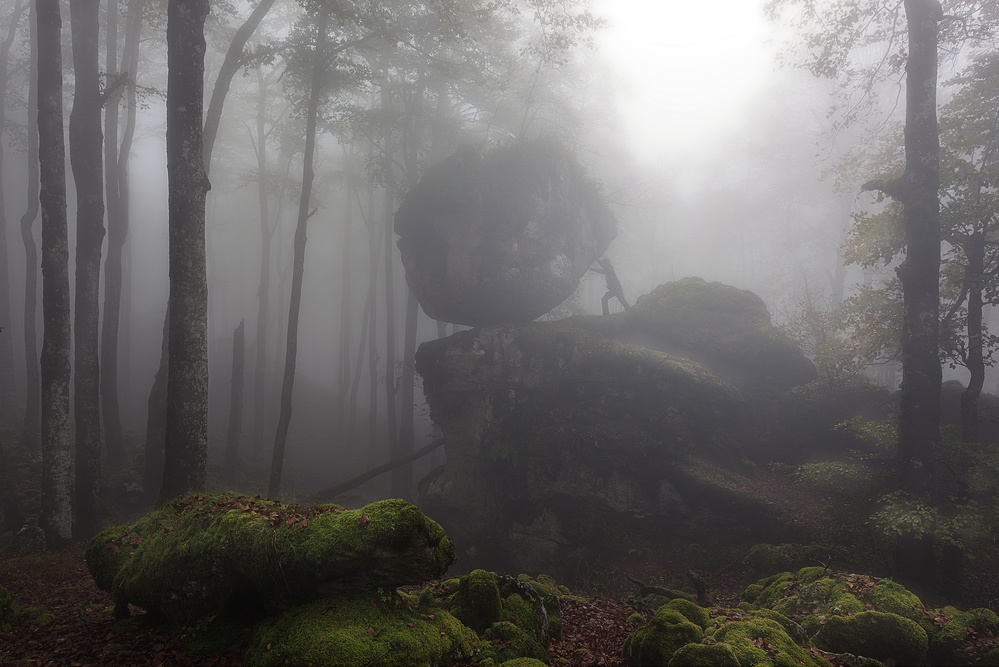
394, 140, 616, 326
85, 494, 455, 623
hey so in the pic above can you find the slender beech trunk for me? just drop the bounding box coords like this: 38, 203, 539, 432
393, 290, 418, 499
222, 320, 244, 483
143, 307, 168, 508
113, 0, 143, 432
334, 180, 352, 442
70, 0, 107, 539
896, 0, 943, 587
364, 131, 381, 468
159, 0, 211, 504
202, 0, 277, 172
99, 0, 132, 465
268, 15, 328, 498
961, 232, 985, 445
251, 65, 273, 462
19, 2, 40, 451
381, 88, 399, 478
0, 0, 26, 423
37, 0, 73, 545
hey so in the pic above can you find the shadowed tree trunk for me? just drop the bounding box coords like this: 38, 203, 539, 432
268, 13, 329, 498
863, 0, 944, 587
159, 0, 211, 504
222, 320, 244, 484
100, 0, 144, 466
334, 179, 353, 444
70, 0, 107, 540
251, 65, 275, 462
0, 0, 26, 424
381, 87, 399, 481
37, 0, 73, 545
144, 306, 168, 508
0, 435, 23, 534
19, 1, 40, 452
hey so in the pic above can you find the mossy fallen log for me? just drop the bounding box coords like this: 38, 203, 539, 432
85, 493, 455, 623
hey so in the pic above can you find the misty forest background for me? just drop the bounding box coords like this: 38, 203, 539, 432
3, 0, 999, 560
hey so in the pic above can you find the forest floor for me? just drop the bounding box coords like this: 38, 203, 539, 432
0, 545, 750, 667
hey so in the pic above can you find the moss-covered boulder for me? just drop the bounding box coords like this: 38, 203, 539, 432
0, 584, 21, 632
623, 600, 832, 667
85, 493, 455, 623
666, 642, 740, 666
622, 607, 703, 665
418, 570, 562, 663
243, 591, 479, 667
620, 277, 816, 394
395, 140, 616, 326
927, 607, 999, 666
814, 611, 927, 665
738, 568, 944, 665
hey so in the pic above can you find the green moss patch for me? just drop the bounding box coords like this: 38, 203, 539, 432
85, 493, 455, 623
814, 611, 927, 666
0, 584, 21, 631
244, 592, 479, 667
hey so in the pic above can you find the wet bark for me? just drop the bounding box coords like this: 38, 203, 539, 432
159, 0, 211, 504
70, 0, 107, 540
18, 2, 40, 452
37, 0, 73, 545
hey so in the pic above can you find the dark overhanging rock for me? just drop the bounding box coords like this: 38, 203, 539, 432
394, 140, 617, 326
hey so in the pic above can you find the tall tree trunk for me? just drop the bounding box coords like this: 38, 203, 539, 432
961, 232, 985, 445
0, 435, 23, 533
364, 132, 380, 468
393, 290, 418, 499
112, 0, 143, 433
334, 180, 352, 442
144, 306, 168, 508
251, 65, 273, 462
19, 1, 40, 452
99, 0, 130, 465
222, 319, 244, 484
21, 2, 41, 452
202, 0, 277, 173
37, 0, 73, 545
0, 0, 26, 424
894, 0, 943, 588
159, 0, 211, 504
70, 0, 107, 540
381, 88, 399, 477
268, 15, 328, 498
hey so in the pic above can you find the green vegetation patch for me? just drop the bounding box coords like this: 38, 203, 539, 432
0, 584, 21, 631
814, 610, 927, 666
85, 493, 455, 623
243, 591, 480, 667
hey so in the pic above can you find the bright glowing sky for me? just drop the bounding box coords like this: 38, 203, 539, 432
593, 1, 774, 167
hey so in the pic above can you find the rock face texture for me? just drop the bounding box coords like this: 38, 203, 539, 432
394, 140, 616, 326
415, 278, 818, 578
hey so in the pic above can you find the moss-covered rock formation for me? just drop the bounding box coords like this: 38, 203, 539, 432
414, 279, 818, 580
85, 493, 455, 622
734, 566, 999, 666
416, 570, 564, 663
622, 597, 832, 667
243, 591, 479, 667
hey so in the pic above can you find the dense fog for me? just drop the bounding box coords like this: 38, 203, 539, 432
0, 0, 993, 499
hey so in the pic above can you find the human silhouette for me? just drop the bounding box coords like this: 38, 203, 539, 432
591, 257, 629, 316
